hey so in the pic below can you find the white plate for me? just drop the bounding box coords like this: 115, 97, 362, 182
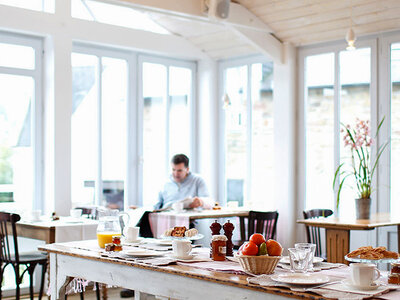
160, 233, 204, 241
280, 256, 324, 264
342, 279, 381, 291
121, 249, 164, 257
154, 239, 174, 245
271, 273, 330, 285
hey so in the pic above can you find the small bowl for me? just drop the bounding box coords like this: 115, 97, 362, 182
237, 255, 281, 275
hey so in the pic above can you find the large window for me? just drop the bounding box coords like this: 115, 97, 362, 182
0, 34, 43, 212
221, 60, 274, 209
71, 48, 128, 210
140, 58, 194, 207
302, 46, 373, 217
391, 43, 400, 213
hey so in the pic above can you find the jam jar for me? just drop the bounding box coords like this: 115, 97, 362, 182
211, 235, 227, 261
388, 262, 400, 284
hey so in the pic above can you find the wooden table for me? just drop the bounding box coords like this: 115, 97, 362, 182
40, 241, 330, 300
11, 217, 98, 244
297, 213, 400, 264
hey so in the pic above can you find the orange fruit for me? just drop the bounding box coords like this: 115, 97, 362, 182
241, 241, 259, 256
249, 233, 266, 246
266, 239, 283, 256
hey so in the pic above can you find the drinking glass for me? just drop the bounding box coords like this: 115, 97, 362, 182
295, 243, 316, 271
288, 247, 312, 273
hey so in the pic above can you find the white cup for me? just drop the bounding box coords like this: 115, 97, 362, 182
350, 263, 380, 287
172, 240, 192, 258
126, 226, 140, 242
31, 210, 41, 221
172, 202, 184, 212
70, 208, 82, 218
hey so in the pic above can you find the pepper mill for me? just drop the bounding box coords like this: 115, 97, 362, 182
210, 220, 222, 257
223, 220, 234, 256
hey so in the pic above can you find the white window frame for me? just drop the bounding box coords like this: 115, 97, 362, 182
298, 38, 378, 215
72, 43, 136, 209
137, 54, 196, 206
218, 55, 272, 206
0, 31, 44, 211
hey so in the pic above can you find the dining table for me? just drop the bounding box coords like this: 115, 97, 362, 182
148, 207, 250, 238
297, 213, 400, 264
39, 239, 400, 300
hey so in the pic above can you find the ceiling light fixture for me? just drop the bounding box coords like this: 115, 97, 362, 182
346, 2, 356, 51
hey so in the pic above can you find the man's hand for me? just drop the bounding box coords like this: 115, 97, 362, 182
189, 197, 204, 208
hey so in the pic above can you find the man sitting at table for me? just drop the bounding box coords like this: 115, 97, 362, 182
154, 153, 214, 210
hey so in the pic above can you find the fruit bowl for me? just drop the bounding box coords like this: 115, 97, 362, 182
237, 254, 282, 275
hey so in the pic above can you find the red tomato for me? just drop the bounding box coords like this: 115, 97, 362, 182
241, 241, 259, 256
249, 233, 266, 246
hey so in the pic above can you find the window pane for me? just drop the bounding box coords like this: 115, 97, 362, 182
251, 63, 274, 210
72, 0, 170, 35
0, 43, 35, 69
0, 74, 34, 211
391, 43, 400, 214
71, 53, 98, 207
101, 57, 127, 210
0, 0, 54, 12
339, 48, 371, 218
169, 66, 191, 157
305, 53, 334, 210
142, 62, 167, 207
225, 66, 247, 206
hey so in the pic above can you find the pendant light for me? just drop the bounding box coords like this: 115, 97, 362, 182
346, 2, 356, 50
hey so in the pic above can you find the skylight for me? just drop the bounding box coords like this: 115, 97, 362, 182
71, 0, 171, 35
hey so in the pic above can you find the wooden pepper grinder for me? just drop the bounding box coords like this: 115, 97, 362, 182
210, 220, 222, 257
223, 220, 234, 257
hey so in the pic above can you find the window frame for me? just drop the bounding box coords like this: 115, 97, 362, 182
0, 31, 43, 211
218, 55, 273, 206
297, 38, 378, 215
137, 54, 196, 207
71, 43, 135, 209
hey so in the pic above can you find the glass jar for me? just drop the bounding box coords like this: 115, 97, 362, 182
389, 262, 400, 284
211, 235, 227, 261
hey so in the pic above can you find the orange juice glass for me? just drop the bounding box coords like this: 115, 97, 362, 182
97, 232, 120, 248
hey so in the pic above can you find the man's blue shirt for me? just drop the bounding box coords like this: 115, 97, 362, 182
154, 172, 209, 209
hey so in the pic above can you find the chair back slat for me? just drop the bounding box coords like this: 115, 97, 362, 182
0, 212, 21, 264
303, 209, 333, 258
246, 211, 279, 241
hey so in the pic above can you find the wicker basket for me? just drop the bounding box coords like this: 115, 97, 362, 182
237, 255, 281, 275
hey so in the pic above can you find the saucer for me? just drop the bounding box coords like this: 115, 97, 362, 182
342, 279, 381, 290
124, 237, 143, 243
169, 253, 194, 260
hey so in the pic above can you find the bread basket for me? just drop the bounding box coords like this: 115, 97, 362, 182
237, 255, 281, 275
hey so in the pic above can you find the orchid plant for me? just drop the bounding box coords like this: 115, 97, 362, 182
333, 118, 388, 210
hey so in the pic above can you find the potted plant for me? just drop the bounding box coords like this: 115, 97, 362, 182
333, 118, 388, 219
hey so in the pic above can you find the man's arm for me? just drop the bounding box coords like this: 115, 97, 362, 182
190, 176, 214, 209
153, 191, 164, 210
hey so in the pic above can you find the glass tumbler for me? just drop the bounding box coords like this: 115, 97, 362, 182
295, 243, 316, 271
288, 247, 312, 273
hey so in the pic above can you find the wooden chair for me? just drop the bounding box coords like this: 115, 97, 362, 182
302, 209, 333, 258
75, 207, 98, 220
236, 211, 279, 248
0, 212, 47, 300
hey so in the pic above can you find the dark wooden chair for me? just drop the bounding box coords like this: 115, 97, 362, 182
236, 211, 279, 248
75, 207, 98, 220
0, 212, 47, 300
302, 209, 333, 258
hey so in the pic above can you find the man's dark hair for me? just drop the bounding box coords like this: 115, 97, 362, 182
171, 154, 189, 167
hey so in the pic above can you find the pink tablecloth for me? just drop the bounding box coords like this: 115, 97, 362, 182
148, 212, 190, 238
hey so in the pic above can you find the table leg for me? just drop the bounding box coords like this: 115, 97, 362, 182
326, 228, 350, 264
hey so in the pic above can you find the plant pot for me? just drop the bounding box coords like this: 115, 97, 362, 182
355, 197, 371, 220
